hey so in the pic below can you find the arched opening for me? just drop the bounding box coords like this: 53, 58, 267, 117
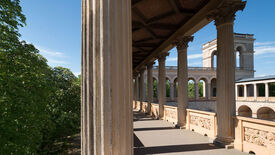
235, 51, 241, 68
238, 105, 252, 117
257, 83, 265, 97
188, 78, 195, 99
238, 85, 244, 97
153, 78, 158, 99
257, 107, 275, 121
236, 46, 244, 69
247, 84, 254, 97
174, 78, 178, 98
199, 78, 207, 98
210, 78, 216, 98
269, 82, 275, 97
166, 78, 170, 98
211, 50, 217, 68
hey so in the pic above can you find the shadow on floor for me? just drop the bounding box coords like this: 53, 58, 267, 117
134, 142, 221, 155
134, 127, 176, 131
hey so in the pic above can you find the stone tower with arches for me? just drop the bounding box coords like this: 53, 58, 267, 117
202, 33, 255, 80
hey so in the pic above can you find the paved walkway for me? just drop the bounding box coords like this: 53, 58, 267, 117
134, 110, 247, 155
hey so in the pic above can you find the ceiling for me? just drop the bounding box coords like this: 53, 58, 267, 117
132, 0, 210, 71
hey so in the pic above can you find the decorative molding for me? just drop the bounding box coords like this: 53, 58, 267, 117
190, 115, 211, 130
244, 127, 275, 147
157, 52, 170, 62
173, 36, 194, 51
207, 1, 246, 27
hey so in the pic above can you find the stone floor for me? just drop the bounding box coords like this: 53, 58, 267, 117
134, 110, 248, 155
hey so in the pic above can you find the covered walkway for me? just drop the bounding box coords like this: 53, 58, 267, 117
134, 110, 247, 155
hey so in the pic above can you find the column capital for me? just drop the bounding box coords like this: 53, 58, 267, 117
157, 52, 169, 62
173, 36, 194, 51
139, 67, 146, 74
208, 1, 246, 27
147, 61, 155, 68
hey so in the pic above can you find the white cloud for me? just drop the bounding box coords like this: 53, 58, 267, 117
39, 48, 64, 57
73, 72, 81, 76
255, 46, 275, 55
166, 57, 177, 62
47, 58, 68, 65
34, 45, 69, 66
255, 42, 275, 46
188, 61, 202, 66
188, 53, 202, 59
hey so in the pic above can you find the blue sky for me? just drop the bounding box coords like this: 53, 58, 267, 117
19, 1, 275, 77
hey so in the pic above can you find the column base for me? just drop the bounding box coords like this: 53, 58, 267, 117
213, 136, 234, 149
175, 124, 186, 129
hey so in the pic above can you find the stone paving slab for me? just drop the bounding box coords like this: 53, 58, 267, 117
134, 110, 248, 155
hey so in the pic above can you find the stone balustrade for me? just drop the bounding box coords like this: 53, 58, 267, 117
163, 105, 178, 124
186, 109, 217, 139
133, 101, 217, 139
234, 116, 275, 155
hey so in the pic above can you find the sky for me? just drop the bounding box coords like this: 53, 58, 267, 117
19, 0, 275, 77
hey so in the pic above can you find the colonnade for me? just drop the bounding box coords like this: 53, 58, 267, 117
81, 0, 246, 154
133, 2, 246, 145
236, 80, 275, 102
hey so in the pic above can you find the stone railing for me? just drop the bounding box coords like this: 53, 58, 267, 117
269, 97, 275, 102
234, 116, 275, 155
163, 105, 178, 124
133, 101, 217, 139
186, 109, 217, 139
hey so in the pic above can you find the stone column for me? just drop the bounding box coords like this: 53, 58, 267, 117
170, 82, 174, 101
244, 84, 247, 100
254, 83, 257, 101
265, 83, 269, 102
147, 62, 154, 114
81, 0, 133, 154
195, 82, 199, 100
173, 36, 193, 127
139, 69, 145, 111
209, 1, 246, 145
134, 75, 139, 109
158, 52, 169, 119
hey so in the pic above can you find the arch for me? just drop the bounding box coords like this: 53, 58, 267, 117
198, 77, 207, 98
188, 79, 195, 99
234, 44, 246, 52
211, 50, 217, 68
210, 78, 216, 98
238, 105, 252, 117
257, 107, 275, 120
235, 45, 246, 69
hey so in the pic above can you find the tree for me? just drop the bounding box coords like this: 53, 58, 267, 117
0, 41, 54, 154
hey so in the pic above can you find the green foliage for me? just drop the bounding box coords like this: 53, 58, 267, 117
188, 82, 195, 98
166, 80, 170, 97
0, 41, 53, 154
270, 83, 275, 97
153, 79, 157, 98
0, 1, 81, 154
258, 84, 265, 97
199, 82, 203, 97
